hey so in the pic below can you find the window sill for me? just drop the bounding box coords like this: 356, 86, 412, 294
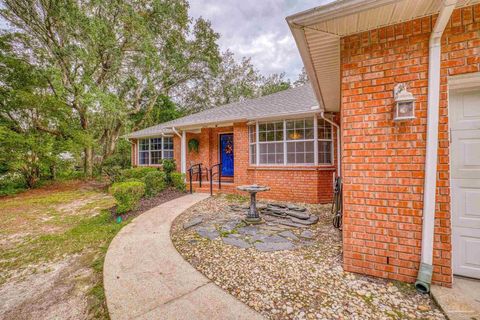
247, 165, 335, 171
137, 164, 164, 167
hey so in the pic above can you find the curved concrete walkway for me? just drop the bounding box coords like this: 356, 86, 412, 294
104, 193, 263, 320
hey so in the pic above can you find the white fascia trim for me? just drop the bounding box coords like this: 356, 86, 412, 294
128, 133, 174, 140
288, 25, 327, 111
286, 0, 399, 28
250, 109, 321, 122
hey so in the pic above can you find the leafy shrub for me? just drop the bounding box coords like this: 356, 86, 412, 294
162, 159, 176, 183
170, 172, 186, 192
120, 167, 158, 181
102, 139, 132, 169
109, 181, 145, 214
143, 171, 167, 197
102, 165, 122, 183
0, 173, 26, 196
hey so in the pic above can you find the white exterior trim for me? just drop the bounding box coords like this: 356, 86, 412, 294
319, 112, 340, 177
249, 116, 334, 167
181, 130, 186, 175
416, 0, 458, 292
313, 114, 319, 165
449, 72, 480, 91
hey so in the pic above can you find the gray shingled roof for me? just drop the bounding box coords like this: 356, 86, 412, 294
126, 83, 319, 139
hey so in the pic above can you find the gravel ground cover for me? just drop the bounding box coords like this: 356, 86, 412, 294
171, 194, 446, 320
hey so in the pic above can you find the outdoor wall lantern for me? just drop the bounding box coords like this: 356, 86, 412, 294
393, 83, 416, 121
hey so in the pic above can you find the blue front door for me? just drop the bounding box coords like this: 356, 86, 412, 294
220, 134, 234, 177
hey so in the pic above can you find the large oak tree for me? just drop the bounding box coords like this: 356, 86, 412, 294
1, 0, 221, 176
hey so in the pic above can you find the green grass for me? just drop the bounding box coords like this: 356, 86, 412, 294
0, 189, 99, 209
392, 280, 416, 294
1, 210, 125, 272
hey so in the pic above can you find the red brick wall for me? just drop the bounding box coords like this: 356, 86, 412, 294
340, 4, 480, 287
233, 123, 249, 186
131, 139, 138, 166
246, 167, 335, 203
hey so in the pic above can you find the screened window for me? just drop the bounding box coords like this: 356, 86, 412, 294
248, 116, 333, 166
138, 137, 174, 165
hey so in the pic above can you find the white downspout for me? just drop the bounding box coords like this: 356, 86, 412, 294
320, 111, 341, 177
171, 127, 187, 175
415, 0, 457, 294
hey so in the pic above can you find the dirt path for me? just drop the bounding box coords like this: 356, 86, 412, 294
0, 181, 115, 319
0, 255, 90, 319
0, 180, 185, 320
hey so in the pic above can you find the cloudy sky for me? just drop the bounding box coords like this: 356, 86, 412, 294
0, 1, 333, 81
189, 0, 332, 81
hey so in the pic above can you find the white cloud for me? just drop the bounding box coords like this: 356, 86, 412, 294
189, 0, 332, 81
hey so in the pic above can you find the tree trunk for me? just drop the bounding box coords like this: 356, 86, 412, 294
84, 146, 94, 177
101, 122, 122, 162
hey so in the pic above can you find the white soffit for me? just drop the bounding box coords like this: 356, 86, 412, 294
287, 0, 480, 112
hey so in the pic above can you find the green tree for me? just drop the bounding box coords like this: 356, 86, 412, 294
0, 35, 73, 187
259, 72, 291, 96
177, 50, 292, 113
293, 67, 309, 86
130, 95, 184, 130
0, 0, 221, 176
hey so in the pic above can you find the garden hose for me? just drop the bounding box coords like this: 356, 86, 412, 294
332, 177, 342, 230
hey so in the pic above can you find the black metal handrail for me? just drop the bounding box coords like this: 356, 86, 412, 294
209, 163, 222, 196
188, 163, 203, 194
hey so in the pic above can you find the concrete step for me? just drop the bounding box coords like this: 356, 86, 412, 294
187, 182, 236, 195
431, 276, 480, 320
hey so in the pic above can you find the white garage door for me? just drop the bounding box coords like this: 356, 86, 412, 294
451, 87, 480, 279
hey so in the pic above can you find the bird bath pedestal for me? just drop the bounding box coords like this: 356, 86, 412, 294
236, 184, 270, 224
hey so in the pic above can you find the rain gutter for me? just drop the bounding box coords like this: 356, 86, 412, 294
415, 0, 457, 294
171, 127, 186, 175
320, 111, 341, 177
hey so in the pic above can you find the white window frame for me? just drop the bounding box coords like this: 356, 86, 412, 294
138, 136, 174, 166
317, 118, 334, 165
248, 114, 334, 166
248, 125, 257, 165
257, 120, 285, 165
285, 118, 316, 165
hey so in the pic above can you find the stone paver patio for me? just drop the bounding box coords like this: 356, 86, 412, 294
172, 195, 446, 320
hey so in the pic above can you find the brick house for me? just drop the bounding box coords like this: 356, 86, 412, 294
126, 84, 339, 204
287, 0, 480, 291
